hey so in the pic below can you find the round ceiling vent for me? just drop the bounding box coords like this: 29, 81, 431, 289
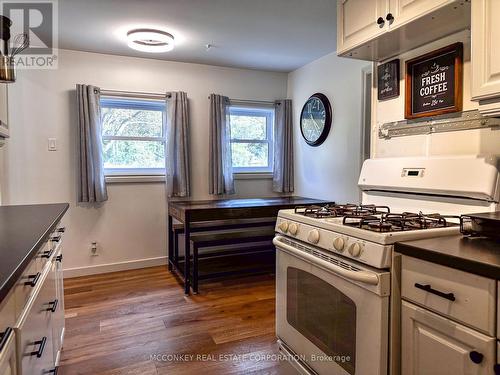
126, 28, 174, 53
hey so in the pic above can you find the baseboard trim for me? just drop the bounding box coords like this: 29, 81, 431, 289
63, 256, 167, 278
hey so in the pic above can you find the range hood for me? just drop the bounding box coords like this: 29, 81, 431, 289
358, 155, 500, 203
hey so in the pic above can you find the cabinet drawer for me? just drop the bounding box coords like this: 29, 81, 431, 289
36, 241, 54, 271
13, 257, 41, 317
0, 329, 17, 375
402, 300, 496, 375
15, 268, 55, 375
401, 255, 496, 335
0, 292, 16, 338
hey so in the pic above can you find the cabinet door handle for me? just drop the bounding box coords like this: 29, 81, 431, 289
41, 249, 54, 259
377, 17, 385, 26
386, 13, 394, 22
25, 272, 41, 287
0, 327, 12, 352
31, 336, 47, 358
469, 351, 483, 364
414, 283, 456, 301
47, 299, 58, 313
493, 364, 500, 374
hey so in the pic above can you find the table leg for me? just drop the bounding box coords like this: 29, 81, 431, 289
184, 217, 191, 295
173, 229, 179, 268
167, 214, 173, 271
193, 245, 199, 294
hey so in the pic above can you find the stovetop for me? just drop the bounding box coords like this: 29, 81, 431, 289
276, 204, 462, 269
293, 204, 458, 233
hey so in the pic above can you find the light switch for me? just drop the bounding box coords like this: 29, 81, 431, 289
48, 138, 57, 151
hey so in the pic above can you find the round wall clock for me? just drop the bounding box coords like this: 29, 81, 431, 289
300, 93, 332, 147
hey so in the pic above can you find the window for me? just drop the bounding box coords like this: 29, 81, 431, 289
100, 97, 166, 176
229, 106, 274, 173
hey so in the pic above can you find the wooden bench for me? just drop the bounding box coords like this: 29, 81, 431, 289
170, 217, 276, 273
180, 226, 276, 294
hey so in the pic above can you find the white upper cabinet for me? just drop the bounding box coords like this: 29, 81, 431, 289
388, 0, 455, 28
337, 0, 388, 56
471, 0, 500, 109
337, 0, 470, 61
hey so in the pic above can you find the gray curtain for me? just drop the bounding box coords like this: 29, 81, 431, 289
76, 84, 108, 203
165, 92, 190, 197
273, 99, 294, 193
209, 94, 234, 195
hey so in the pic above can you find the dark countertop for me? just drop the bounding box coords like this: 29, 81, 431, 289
0, 203, 69, 304
395, 235, 500, 279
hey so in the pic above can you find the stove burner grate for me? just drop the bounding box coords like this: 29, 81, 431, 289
343, 212, 460, 232
294, 203, 390, 218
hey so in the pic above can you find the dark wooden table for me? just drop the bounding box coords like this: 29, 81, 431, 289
167, 196, 330, 293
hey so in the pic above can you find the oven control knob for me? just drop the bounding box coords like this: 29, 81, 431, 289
348, 242, 362, 257
278, 221, 289, 233
307, 229, 320, 244
288, 223, 299, 236
333, 237, 345, 252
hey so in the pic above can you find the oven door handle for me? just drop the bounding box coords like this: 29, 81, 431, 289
273, 236, 380, 286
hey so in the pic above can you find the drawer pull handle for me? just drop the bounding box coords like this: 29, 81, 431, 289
57, 227, 66, 233
48, 367, 59, 375
51, 236, 61, 242
25, 272, 41, 287
0, 327, 12, 352
41, 249, 54, 258
493, 364, 500, 374
56, 254, 63, 262
414, 283, 456, 301
31, 336, 47, 358
47, 299, 58, 313
469, 351, 483, 364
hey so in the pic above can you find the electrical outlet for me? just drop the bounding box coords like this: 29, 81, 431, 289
91, 241, 98, 256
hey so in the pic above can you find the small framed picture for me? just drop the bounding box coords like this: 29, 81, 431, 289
405, 42, 463, 119
377, 59, 400, 101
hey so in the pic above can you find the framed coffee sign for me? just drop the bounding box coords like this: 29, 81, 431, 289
378, 59, 400, 101
405, 43, 463, 119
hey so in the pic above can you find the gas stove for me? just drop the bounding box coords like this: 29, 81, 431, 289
276, 203, 461, 269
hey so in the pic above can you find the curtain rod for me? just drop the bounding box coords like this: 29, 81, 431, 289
207, 96, 280, 105
100, 89, 168, 100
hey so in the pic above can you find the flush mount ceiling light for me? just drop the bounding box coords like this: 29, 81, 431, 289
126, 29, 174, 53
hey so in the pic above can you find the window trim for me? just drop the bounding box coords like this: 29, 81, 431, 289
228, 106, 274, 174
100, 96, 166, 177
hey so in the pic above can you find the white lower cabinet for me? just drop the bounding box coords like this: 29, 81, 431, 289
402, 300, 496, 375
15, 267, 56, 375
0, 330, 16, 375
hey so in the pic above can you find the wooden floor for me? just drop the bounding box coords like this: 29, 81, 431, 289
59, 266, 296, 375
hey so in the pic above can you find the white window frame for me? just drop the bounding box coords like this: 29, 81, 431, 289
100, 96, 166, 178
229, 105, 274, 174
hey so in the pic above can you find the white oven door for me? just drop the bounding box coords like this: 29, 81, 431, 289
274, 235, 390, 375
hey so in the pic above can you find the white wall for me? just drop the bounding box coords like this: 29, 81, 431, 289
373, 30, 500, 158
287, 51, 368, 203
2, 49, 288, 276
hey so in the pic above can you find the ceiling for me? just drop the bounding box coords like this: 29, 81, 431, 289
57, 0, 337, 72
